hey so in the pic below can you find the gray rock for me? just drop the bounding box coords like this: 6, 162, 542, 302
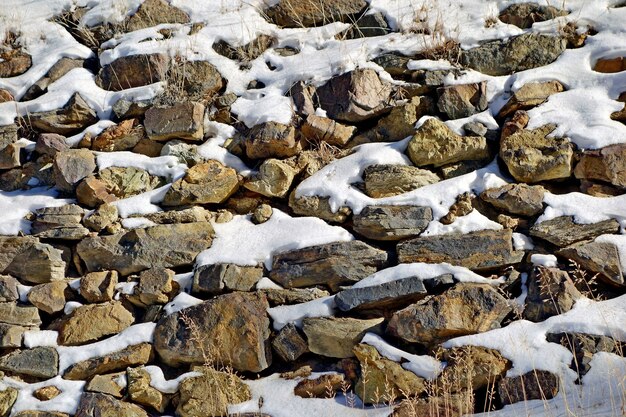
302, 317, 383, 358
0, 323, 24, 348
499, 3, 567, 29
75, 393, 149, 417
346, 12, 390, 38
480, 184, 545, 216
524, 267, 582, 322
97, 53, 169, 92
192, 263, 263, 295
30, 93, 98, 135
0, 236, 66, 284
272, 323, 309, 362
530, 216, 620, 247
31, 204, 89, 240
53, 149, 97, 192
437, 82, 488, 119
557, 241, 624, 286
498, 370, 559, 405
144, 101, 204, 141
243, 122, 300, 159
362, 164, 439, 198
112, 98, 154, 119
0, 303, 41, 327
335, 275, 431, 312
353, 205, 432, 240
261, 287, 330, 306
0, 347, 58, 379
35, 133, 69, 157
0, 275, 19, 302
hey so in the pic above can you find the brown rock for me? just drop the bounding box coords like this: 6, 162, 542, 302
85, 373, 126, 398
0, 51, 31, 77
0, 303, 41, 327
0, 323, 25, 348
530, 216, 620, 247
127, 367, 168, 412
58, 301, 134, 345
244, 158, 297, 198
262, 287, 330, 306
498, 370, 559, 405
97, 54, 169, 91
441, 346, 511, 391
363, 164, 439, 198
126, 0, 190, 31
144, 102, 204, 141
0, 236, 66, 284
192, 263, 262, 295
76, 176, 118, 208
499, 3, 567, 29
92, 119, 144, 152
163, 160, 239, 206
83, 204, 118, 232
363, 96, 434, 143
301, 115, 356, 146
267, 0, 366, 27
0, 387, 18, 417
302, 317, 384, 358
75, 392, 149, 417
557, 241, 624, 286
272, 324, 309, 362
524, 267, 582, 322
0, 89, 13, 103
0, 275, 19, 302
594, 56, 626, 73
64, 343, 153, 380
498, 81, 565, 119
133, 268, 174, 305
27, 281, 69, 314
33, 386, 62, 401
53, 149, 96, 192
437, 82, 488, 119
480, 183, 545, 216
244, 122, 300, 159
80, 271, 118, 304
30, 93, 98, 135
294, 374, 345, 398
289, 193, 352, 223
574, 144, 626, 188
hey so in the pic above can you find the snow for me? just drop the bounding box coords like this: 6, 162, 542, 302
268, 295, 336, 331
539, 192, 626, 229
163, 292, 203, 316
142, 365, 202, 394
120, 217, 157, 229
1, 376, 85, 416
96, 152, 188, 180
531, 254, 558, 268
0, 188, 70, 236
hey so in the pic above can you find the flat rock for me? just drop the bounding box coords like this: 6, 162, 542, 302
498, 370, 559, 405
244, 158, 298, 198
64, 343, 153, 380
302, 316, 383, 358
353, 205, 432, 240
574, 144, 626, 188
301, 115, 356, 146
163, 160, 239, 206
31, 204, 89, 240
363, 164, 439, 198
437, 82, 488, 120
144, 102, 204, 141
0, 347, 58, 379
192, 263, 262, 295
53, 149, 96, 192
557, 241, 624, 286
530, 216, 620, 247
57, 301, 134, 346
289, 193, 352, 223
244, 122, 300, 159
30, 93, 98, 135
498, 81, 565, 119
0, 236, 66, 283
85, 372, 126, 398
75, 392, 149, 417
0, 303, 41, 327
0, 387, 18, 417
35, 133, 69, 157
335, 275, 431, 312
261, 287, 330, 306
267, 0, 366, 27
97, 53, 169, 91
13, 412, 69, 417
270, 241, 388, 291
0, 323, 24, 348
480, 183, 544, 216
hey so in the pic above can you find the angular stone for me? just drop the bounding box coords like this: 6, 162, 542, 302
0, 347, 58, 379
53, 149, 96, 192
0, 143, 20, 170
160, 140, 203, 166
76, 176, 118, 208
0, 275, 19, 302
192, 263, 263, 295
363, 164, 439, 198
347, 12, 390, 38
499, 3, 568, 29
437, 82, 488, 119
441, 346, 511, 390
0, 303, 41, 327
33, 386, 62, 401
388, 283, 512, 344
14, 411, 69, 417
24, 57, 84, 101
27, 281, 69, 314
64, 343, 153, 380
267, 0, 366, 27
480, 184, 544, 216
289, 81, 317, 117
289, 193, 352, 223
58, 301, 134, 345
397, 229, 522, 271
261, 287, 330, 306
530, 216, 620, 247
0, 237, 66, 284
92, 119, 144, 152
126, 0, 190, 31
85, 373, 126, 398
318, 69, 391, 122
363, 96, 434, 143
498, 81, 565, 119
301, 115, 356, 146
0, 323, 24, 348
524, 267, 582, 322
0, 50, 31, 77
0, 387, 18, 417
35, 134, 69, 157
558, 241, 624, 286
294, 374, 345, 398
498, 370, 559, 405
335, 275, 430, 312
272, 323, 309, 362
100, 167, 165, 199
75, 392, 149, 417
133, 268, 174, 305
302, 317, 383, 358
574, 144, 626, 188
244, 122, 300, 159
76, 222, 213, 276
80, 271, 118, 303
31, 204, 89, 240
270, 241, 388, 291
144, 102, 204, 141
172, 60, 224, 100
353, 205, 432, 241
163, 161, 239, 206
154, 292, 271, 372
83, 204, 118, 233
30, 93, 98, 135
407, 118, 489, 168
97, 54, 169, 91
127, 367, 168, 413
132, 138, 163, 157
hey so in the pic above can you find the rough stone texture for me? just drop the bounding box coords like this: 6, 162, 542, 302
30, 93, 98, 135
99, 167, 165, 199
76, 176, 118, 208
192, 263, 263, 295
244, 122, 300, 159
76, 222, 213, 276
57, 301, 135, 346
480, 184, 545, 216
574, 144, 626, 188
127, 367, 168, 413
92, 119, 144, 152
301, 115, 356, 146
353, 205, 432, 240
388, 283, 513, 344
272, 323, 309, 362
27, 281, 69, 314
437, 82, 488, 119
594, 56, 626, 73
302, 316, 383, 358
0, 387, 18, 417
461, 34, 566, 76
0, 347, 58, 379
154, 292, 271, 372
126, 0, 190, 31
267, 0, 367, 27
14, 411, 69, 417
176, 367, 251, 417
33, 386, 62, 401
363, 164, 439, 198
0, 236, 66, 284
289, 193, 352, 223
557, 241, 624, 286
335, 275, 431, 312
407, 118, 489, 168
547, 332, 623, 379
289, 81, 317, 116
317, 69, 391, 122
252, 203, 273, 224
144, 102, 205, 141
97, 53, 169, 91
24, 58, 84, 101
163, 160, 239, 206
35, 134, 69, 157
85, 373, 125, 398
132, 268, 174, 306
0, 275, 19, 302
441, 346, 511, 390
524, 267, 582, 322
391, 393, 469, 417
0, 50, 31, 77
270, 241, 388, 291
53, 149, 97, 192
499, 3, 568, 28
0, 143, 19, 170
173, 60, 224, 100
0, 303, 41, 327
0, 323, 24, 348
31, 204, 89, 240
80, 271, 118, 303
294, 374, 344, 398
75, 392, 149, 417
530, 216, 620, 247
498, 370, 559, 405
363, 96, 434, 143
262, 287, 330, 306
354, 344, 426, 404
397, 229, 523, 271
64, 342, 153, 380
498, 81, 565, 119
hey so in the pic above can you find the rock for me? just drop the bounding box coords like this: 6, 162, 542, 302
0, 323, 24, 348
144, 206, 211, 224
267, 0, 366, 27
501, 124, 574, 183
397, 229, 522, 271
35, 133, 68, 157
127, 367, 168, 412
301, 115, 356, 146
439, 192, 474, 225
346, 12, 389, 38
33, 385, 62, 401
65, 342, 153, 381
0, 387, 18, 417
154, 292, 271, 372
388, 283, 512, 345
27, 281, 69, 314
0, 50, 31, 77
83, 204, 118, 232
262, 287, 330, 306
0, 275, 19, 302
176, 366, 251, 417
160, 140, 203, 166
353, 205, 432, 240
289, 82, 317, 116
30, 93, 98, 135
133, 268, 174, 305
252, 203, 273, 224
499, 3, 568, 28
294, 374, 345, 398
0, 303, 41, 327
0, 347, 58, 379
530, 216, 620, 247
289, 193, 352, 223
547, 332, 623, 379
498, 370, 559, 405
76, 176, 118, 208
270, 241, 388, 291
557, 241, 624, 286
144, 102, 204, 141
391, 393, 468, 417
171, 60, 224, 100
574, 144, 626, 188
318, 69, 391, 122
14, 411, 69, 417
0, 236, 66, 284
57, 301, 134, 345
594, 56, 626, 73
53, 149, 96, 192
244, 122, 300, 159
363, 164, 439, 198
112, 99, 153, 120
480, 184, 544, 216
192, 263, 263, 295
0, 89, 13, 103
76, 222, 213, 276
524, 267, 582, 322
31, 204, 89, 240
437, 82, 488, 119
335, 275, 430, 312
461, 34, 566, 76
441, 346, 510, 390
498, 81, 565, 119
302, 317, 383, 358
101, 167, 165, 199
85, 373, 126, 398
126, 0, 190, 31
363, 96, 434, 143
23, 57, 84, 100
0, 142, 19, 170
132, 138, 163, 157
163, 160, 239, 206
92, 119, 144, 152
75, 392, 149, 417
406, 118, 489, 168
272, 324, 309, 362
97, 54, 169, 91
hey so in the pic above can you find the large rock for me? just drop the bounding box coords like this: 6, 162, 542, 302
30, 93, 98, 135
244, 122, 300, 159
154, 292, 271, 372
0, 303, 41, 327
530, 216, 620, 247
269, 241, 388, 291
267, 0, 367, 27
289, 193, 352, 223
397, 229, 523, 271
172, 60, 224, 100
64, 343, 153, 380
353, 205, 432, 240
31, 204, 89, 240
192, 263, 263, 295
363, 164, 439, 198
302, 317, 383, 358
126, 0, 190, 31
24, 57, 84, 101
437, 82, 488, 120
406, 118, 489, 168
144, 102, 204, 141
524, 267, 582, 322
53, 149, 96, 192
498, 81, 565, 119
500, 124, 574, 183
499, 3, 568, 29
574, 144, 626, 188
480, 183, 544, 216
461, 34, 566, 76
76, 222, 213, 276
335, 275, 431, 312
440, 346, 510, 390
0, 236, 66, 284
317, 69, 391, 122
498, 370, 559, 405
98, 167, 165, 199
57, 301, 135, 345
27, 281, 69, 314
388, 283, 512, 344
97, 53, 169, 91
557, 241, 624, 286
0, 347, 58, 379
163, 161, 239, 206
244, 158, 298, 198
75, 393, 149, 417
76, 176, 118, 208
0, 50, 31, 77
